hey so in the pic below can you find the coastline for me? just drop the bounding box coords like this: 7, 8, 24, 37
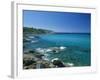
23, 47, 74, 69
23, 27, 91, 69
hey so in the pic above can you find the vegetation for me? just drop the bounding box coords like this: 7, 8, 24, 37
23, 27, 54, 34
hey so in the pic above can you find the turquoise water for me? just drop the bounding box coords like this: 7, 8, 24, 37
24, 33, 91, 66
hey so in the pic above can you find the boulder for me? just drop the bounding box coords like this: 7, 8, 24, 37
23, 63, 36, 69
29, 50, 35, 53
51, 58, 65, 67
23, 59, 36, 66
23, 54, 36, 66
34, 54, 44, 59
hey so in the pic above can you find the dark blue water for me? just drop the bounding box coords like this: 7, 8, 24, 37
24, 33, 91, 66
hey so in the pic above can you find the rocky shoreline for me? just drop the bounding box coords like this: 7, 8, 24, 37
23, 46, 74, 69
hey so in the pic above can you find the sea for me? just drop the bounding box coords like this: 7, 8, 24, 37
23, 33, 91, 67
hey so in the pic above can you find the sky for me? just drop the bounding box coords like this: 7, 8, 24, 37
23, 10, 91, 33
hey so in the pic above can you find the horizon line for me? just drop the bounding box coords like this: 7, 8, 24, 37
23, 26, 90, 33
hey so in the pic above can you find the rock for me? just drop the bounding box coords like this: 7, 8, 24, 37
35, 46, 67, 54
36, 60, 50, 68
23, 54, 34, 60
23, 59, 36, 66
23, 54, 36, 66
23, 63, 37, 69
49, 63, 56, 68
50, 47, 60, 53
34, 54, 44, 59
51, 58, 66, 67
50, 46, 66, 53
52, 49, 59, 53
29, 50, 35, 53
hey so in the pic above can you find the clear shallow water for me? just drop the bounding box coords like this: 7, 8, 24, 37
24, 33, 91, 66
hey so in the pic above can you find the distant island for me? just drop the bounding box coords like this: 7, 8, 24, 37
23, 27, 54, 34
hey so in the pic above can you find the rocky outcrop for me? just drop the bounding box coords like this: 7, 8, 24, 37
35, 46, 67, 54
23, 46, 74, 69
51, 58, 66, 67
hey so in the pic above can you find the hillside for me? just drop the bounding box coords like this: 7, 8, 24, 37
23, 27, 54, 34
